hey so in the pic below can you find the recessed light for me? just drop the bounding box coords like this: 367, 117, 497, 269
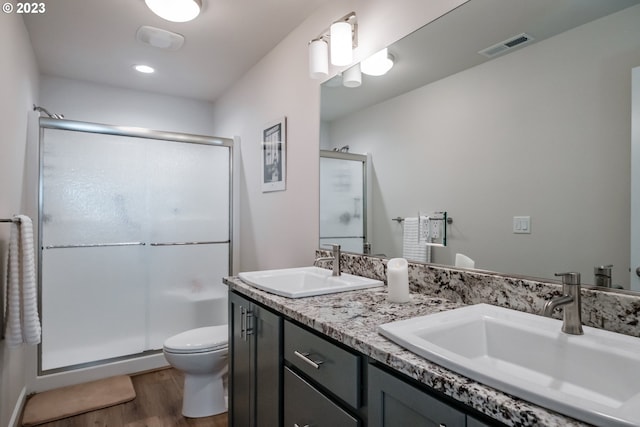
133, 64, 155, 74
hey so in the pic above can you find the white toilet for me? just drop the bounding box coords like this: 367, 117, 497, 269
163, 325, 229, 418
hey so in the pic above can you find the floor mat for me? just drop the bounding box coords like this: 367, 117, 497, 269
22, 375, 136, 426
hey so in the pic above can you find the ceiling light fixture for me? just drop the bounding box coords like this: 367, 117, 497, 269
133, 64, 155, 74
145, 0, 202, 23
308, 12, 357, 80
360, 48, 395, 76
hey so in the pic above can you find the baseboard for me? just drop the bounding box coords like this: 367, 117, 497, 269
8, 386, 27, 427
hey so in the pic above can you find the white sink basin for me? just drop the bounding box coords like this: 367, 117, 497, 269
378, 303, 640, 427
238, 266, 384, 298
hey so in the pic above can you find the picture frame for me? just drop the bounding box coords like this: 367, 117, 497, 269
261, 116, 287, 192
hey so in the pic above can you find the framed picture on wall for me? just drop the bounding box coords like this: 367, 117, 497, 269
261, 117, 287, 192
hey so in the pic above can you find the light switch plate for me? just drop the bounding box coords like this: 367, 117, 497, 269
513, 216, 531, 234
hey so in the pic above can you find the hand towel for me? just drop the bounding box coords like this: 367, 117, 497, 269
402, 217, 431, 262
5, 215, 41, 346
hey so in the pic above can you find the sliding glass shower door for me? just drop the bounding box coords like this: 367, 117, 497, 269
39, 121, 232, 372
319, 151, 368, 253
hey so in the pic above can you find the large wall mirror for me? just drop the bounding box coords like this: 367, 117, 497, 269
319, 0, 640, 291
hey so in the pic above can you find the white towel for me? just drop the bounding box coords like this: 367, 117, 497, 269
5, 215, 41, 347
402, 217, 431, 263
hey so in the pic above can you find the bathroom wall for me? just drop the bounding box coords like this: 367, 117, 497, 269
0, 13, 40, 427
325, 6, 640, 286
39, 75, 217, 135
211, 0, 467, 272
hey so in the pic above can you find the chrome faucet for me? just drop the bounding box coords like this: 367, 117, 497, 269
594, 264, 613, 288
542, 272, 583, 335
315, 244, 342, 276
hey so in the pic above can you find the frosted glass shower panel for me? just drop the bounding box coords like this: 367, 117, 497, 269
147, 142, 230, 243
320, 157, 365, 243
41, 246, 147, 370
41, 129, 147, 246
147, 243, 229, 349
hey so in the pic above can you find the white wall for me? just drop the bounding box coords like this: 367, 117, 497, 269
39, 76, 217, 135
211, 0, 466, 272
0, 13, 39, 427
327, 6, 640, 287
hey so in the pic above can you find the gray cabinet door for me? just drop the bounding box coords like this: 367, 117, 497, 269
229, 292, 282, 427
230, 292, 253, 427
368, 364, 466, 427
254, 303, 282, 426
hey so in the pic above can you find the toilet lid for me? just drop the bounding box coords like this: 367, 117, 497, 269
163, 325, 228, 354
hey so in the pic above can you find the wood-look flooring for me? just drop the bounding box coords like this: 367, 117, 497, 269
25, 368, 228, 427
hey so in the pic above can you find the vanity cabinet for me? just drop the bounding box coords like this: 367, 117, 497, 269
369, 363, 465, 427
283, 319, 365, 426
369, 363, 497, 427
229, 288, 500, 427
284, 367, 360, 427
229, 291, 282, 427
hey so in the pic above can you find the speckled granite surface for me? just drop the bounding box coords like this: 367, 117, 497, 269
319, 250, 640, 338
225, 277, 590, 427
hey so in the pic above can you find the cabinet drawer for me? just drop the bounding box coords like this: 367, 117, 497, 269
284, 320, 360, 408
284, 367, 360, 427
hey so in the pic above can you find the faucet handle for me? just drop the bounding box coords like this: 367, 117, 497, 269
322, 243, 341, 252
554, 272, 581, 285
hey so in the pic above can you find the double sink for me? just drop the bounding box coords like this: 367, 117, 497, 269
238, 266, 640, 426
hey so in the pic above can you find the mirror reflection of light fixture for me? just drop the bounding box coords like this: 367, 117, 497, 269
342, 63, 362, 88
145, 0, 202, 23
361, 48, 395, 76
308, 12, 357, 79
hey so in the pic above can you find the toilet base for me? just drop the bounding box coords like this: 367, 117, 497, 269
182, 373, 226, 418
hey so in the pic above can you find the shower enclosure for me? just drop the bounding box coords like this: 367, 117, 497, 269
319, 150, 368, 253
38, 118, 233, 374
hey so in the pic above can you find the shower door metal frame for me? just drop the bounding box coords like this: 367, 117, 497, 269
37, 117, 234, 375
319, 150, 368, 250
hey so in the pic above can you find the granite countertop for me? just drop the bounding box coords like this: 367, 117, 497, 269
225, 276, 591, 427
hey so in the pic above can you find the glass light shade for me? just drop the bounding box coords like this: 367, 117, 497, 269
134, 64, 155, 74
330, 21, 353, 66
145, 0, 201, 23
309, 39, 329, 79
342, 63, 361, 88
361, 48, 395, 76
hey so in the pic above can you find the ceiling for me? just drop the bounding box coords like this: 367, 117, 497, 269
23, 0, 327, 102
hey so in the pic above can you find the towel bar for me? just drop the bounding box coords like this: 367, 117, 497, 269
0, 218, 21, 223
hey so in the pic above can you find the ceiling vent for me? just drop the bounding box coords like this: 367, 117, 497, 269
478, 33, 534, 58
136, 26, 185, 50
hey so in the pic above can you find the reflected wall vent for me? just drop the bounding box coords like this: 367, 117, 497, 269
478, 33, 534, 58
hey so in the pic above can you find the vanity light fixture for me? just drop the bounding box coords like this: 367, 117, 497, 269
308, 12, 358, 79
145, 0, 202, 23
309, 38, 329, 79
342, 63, 362, 88
361, 48, 395, 76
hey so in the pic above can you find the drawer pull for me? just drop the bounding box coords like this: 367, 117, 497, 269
294, 350, 324, 369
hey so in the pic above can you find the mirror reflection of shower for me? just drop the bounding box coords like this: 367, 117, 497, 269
319, 150, 369, 254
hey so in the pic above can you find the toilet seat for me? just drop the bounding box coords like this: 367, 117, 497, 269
164, 325, 228, 354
